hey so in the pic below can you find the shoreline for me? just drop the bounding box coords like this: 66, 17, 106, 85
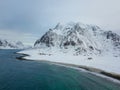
17, 53, 120, 84
16, 53, 30, 60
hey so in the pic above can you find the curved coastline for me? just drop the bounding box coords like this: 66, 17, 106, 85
16, 53, 31, 60
17, 52, 120, 84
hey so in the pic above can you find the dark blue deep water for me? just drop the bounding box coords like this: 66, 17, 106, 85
0, 49, 120, 90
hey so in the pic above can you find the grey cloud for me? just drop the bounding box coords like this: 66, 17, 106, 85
0, 0, 120, 45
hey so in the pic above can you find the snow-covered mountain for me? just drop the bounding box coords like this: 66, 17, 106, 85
34, 22, 120, 56
18, 22, 120, 75
0, 39, 26, 49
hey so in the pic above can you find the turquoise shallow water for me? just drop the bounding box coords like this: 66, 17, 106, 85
0, 49, 120, 90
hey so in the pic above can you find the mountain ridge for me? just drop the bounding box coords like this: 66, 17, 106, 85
0, 38, 26, 49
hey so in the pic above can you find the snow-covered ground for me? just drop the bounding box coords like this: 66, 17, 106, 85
18, 48, 120, 75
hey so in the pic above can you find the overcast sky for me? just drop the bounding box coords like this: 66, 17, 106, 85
0, 0, 120, 45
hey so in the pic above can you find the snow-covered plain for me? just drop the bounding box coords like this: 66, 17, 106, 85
18, 48, 120, 75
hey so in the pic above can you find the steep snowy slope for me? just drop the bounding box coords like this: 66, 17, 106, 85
34, 22, 120, 56
0, 39, 25, 49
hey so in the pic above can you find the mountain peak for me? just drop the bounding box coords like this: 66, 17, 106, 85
53, 22, 101, 33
